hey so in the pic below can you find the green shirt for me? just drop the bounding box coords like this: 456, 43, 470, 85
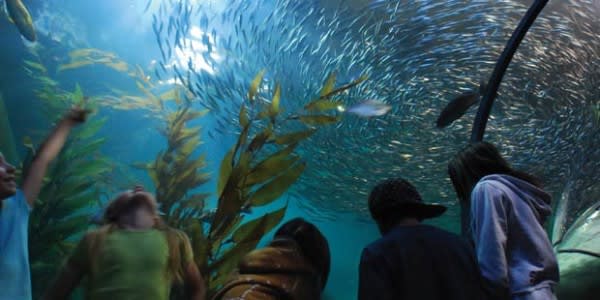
69, 228, 193, 300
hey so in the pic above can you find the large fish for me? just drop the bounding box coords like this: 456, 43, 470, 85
436, 81, 487, 128
5, 0, 36, 42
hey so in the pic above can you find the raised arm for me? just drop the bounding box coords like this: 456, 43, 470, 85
22, 107, 88, 207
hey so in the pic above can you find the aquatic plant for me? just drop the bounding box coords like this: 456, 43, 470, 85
134, 69, 365, 297
28, 43, 366, 297
56, 47, 169, 114
18, 52, 112, 298
197, 71, 366, 294
0, 93, 19, 163
133, 88, 211, 231
25, 116, 111, 298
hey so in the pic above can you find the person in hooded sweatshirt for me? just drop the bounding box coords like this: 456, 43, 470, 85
448, 142, 559, 300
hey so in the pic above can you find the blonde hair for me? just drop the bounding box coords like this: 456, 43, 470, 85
88, 191, 186, 283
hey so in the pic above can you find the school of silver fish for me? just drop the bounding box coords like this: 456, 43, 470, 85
147, 0, 599, 226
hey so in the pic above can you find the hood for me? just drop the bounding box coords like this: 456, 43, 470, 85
482, 174, 552, 223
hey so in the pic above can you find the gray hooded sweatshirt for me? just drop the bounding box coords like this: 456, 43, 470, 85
471, 174, 559, 297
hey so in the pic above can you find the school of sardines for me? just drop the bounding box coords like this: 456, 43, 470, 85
147, 0, 599, 221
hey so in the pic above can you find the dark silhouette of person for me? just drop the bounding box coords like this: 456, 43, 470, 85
358, 178, 486, 300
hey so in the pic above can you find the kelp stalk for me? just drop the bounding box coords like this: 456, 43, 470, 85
465, 0, 549, 237
470, 0, 549, 143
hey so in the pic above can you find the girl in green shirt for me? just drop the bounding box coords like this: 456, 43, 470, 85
44, 186, 205, 300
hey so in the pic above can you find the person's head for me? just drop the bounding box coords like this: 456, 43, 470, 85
0, 152, 17, 200
103, 186, 159, 229
94, 186, 185, 283
448, 141, 541, 204
368, 178, 446, 234
274, 218, 330, 290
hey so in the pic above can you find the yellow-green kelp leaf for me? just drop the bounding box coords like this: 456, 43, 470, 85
299, 115, 341, 126
57, 60, 95, 72
270, 83, 281, 117
246, 155, 299, 187
248, 69, 266, 102
64, 137, 106, 160
321, 74, 369, 99
210, 240, 256, 287
53, 181, 95, 201
245, 143, 299, 186
105, 60, 129, 72
239, 104, 249, 127
189, 220, 210, 272
217, 148, 235, 197
211, 152, 252, 237
75, 117, 107, 140
68, 48, 117, 60
211, 205, 286, 287
304, 99, 343, 112
23, 60, 46, 73
248, 162, 305, 206
247, 127, 273, 153
319, 72, 336, 98
72, 159, 112, 179
72, 83, 85, 104
274, 129, 317, 145
231, 205, 287, 243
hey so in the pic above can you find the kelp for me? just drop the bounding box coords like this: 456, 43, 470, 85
137, 70, 364, 297
0, 93, 19, 163
18, 51, 112, 298
24, 112, 109, 299
23, 41, 365, 298
51, 47, 197, 115
134, 89, 211, 229
191, 70, 365, 296
58, 48, 126, 73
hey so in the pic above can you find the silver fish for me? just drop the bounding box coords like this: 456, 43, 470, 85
149, 0, 599, 228
345, 100, 392, 118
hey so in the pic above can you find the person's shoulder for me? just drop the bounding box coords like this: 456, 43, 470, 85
420, 225, 470, 246
5, 189, 31, 211
475, 175, 507, 190
472, 176, 508, 201
362, 227, 414, 255
362, 236, 389, 258
164, 227, 191, 242
6, 189, 25, 201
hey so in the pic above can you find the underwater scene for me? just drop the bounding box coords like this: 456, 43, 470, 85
0, 0, 598, 299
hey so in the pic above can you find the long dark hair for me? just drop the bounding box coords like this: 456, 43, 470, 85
274, 218, 331, 290
448, 142, 541, 204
